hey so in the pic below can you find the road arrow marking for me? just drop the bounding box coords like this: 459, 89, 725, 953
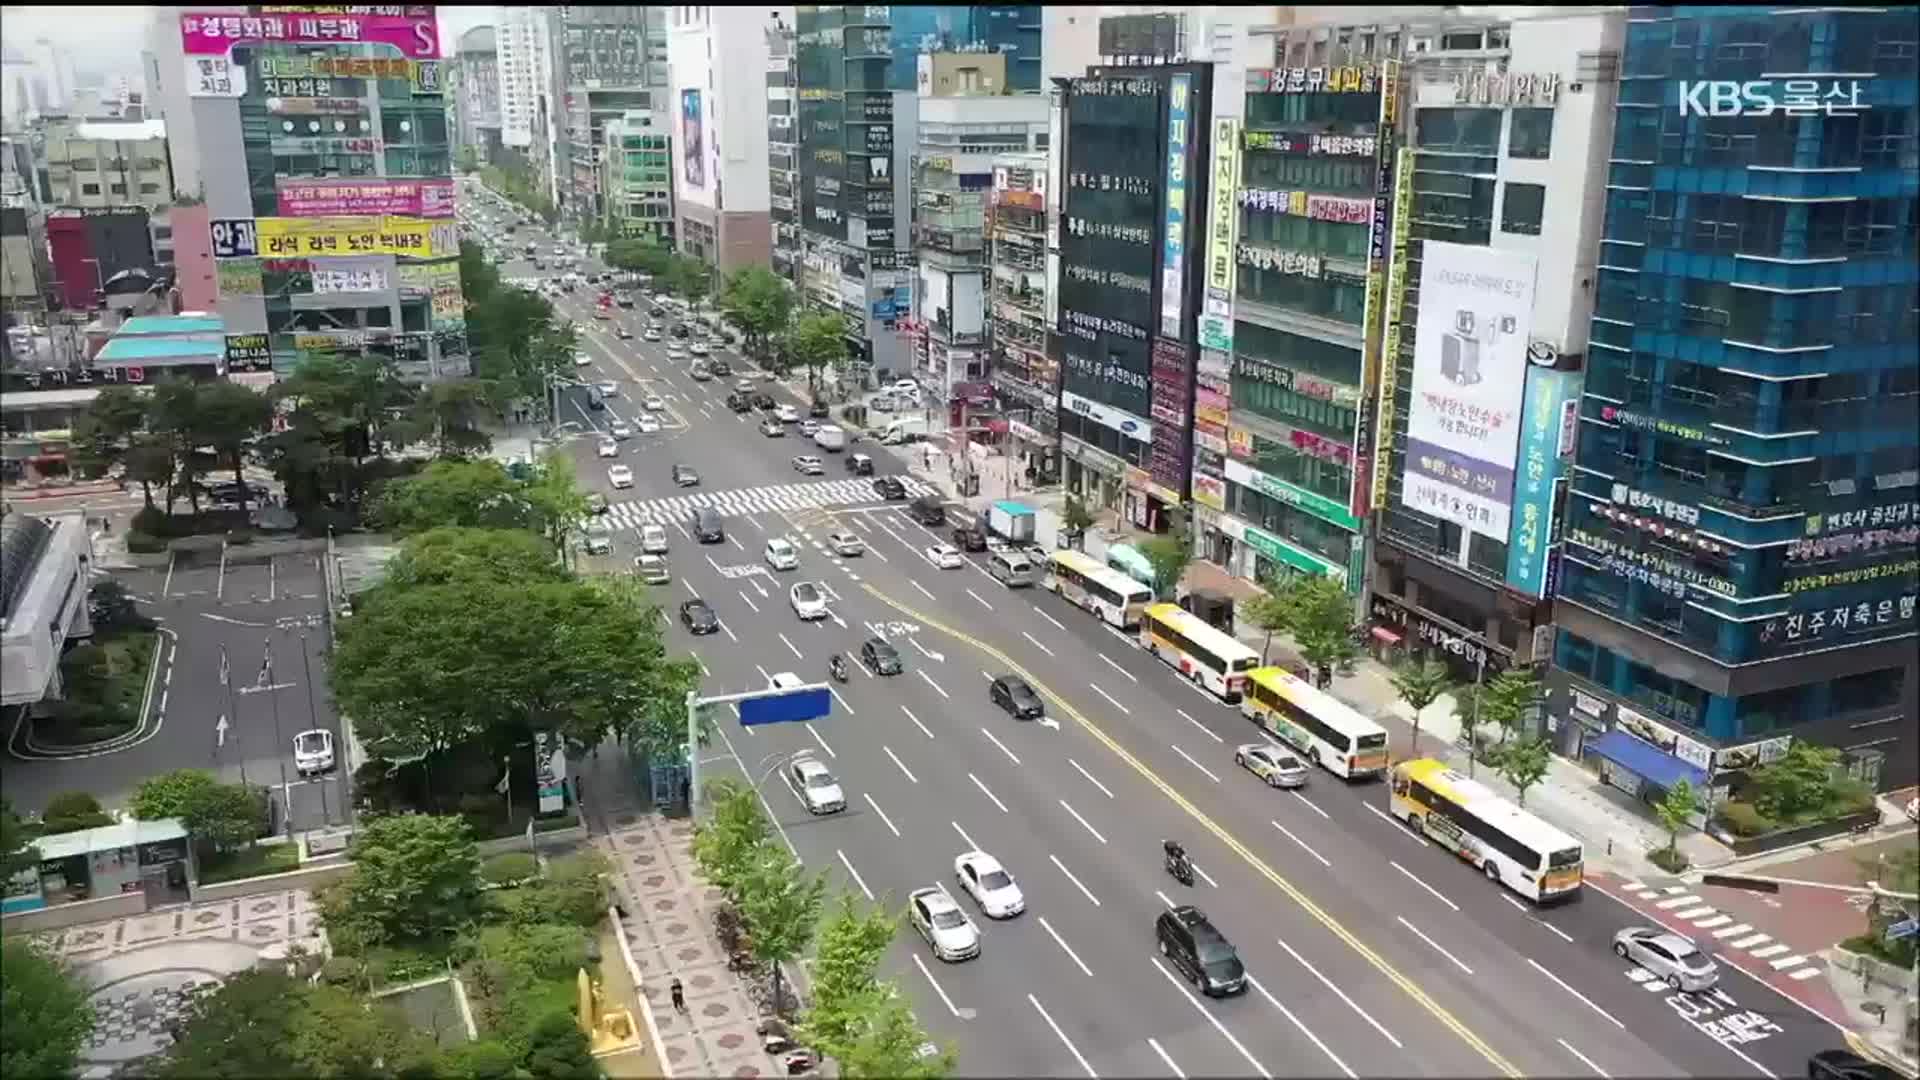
1038, 716, 1061, 730
215, 715, 229, 747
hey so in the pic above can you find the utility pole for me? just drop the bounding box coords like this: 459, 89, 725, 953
264, 637, 291, 838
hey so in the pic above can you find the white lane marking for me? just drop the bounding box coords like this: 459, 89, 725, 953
1155, 890, 1176, 910
1022, 631, 1054, 657
1365, 802, 1422, 840
950, 821, 980, 853
966, 587, 994, 610
1274, 936, 1401, 1048
837, 849, 874, 901
884, 746, 918, 784
1058, 799, 1107, 844
981, 727, 1022, 766
1559, 1038, 1611, 1079
1150, 959, 1268, 1076
1749, 944, 1790, 959
912, 954, 964, 1018
1712, 923, 1753, 940
738, 590, 760, 613
918, 670, 950, 699
1189, 862, 1219, 889
1035, 608, 1066, 632
912, 581, 936, 601
1245, 973, 1357, 1079
1397, 915, 1474, 975
1730, 933, 1771, 949
1270, 819, 1331, 867
1693, 915, 1733, 930
1069, 758, 1115, 799
1656, 895, 1702, 910
828, 685, 855, 715
806, 723, 836, 758
673, 520, 691, 540
1675, 905, 1717, 919
1088, 683, 1132, 715
1525, 957, 1626, 1029
1147, 1037, 1185, 1080
862, 792, 900, 837
1390, 860, 1460, 912
1290, 790, 1330, 820
682, 579, 700, 597
1098, 654, 1138, 683
778, 631, 804, 660
1029, 994, 1097, 1079
1170, 744, 1221, 783
902, 705, 935, 739
729, 534, 745, 551
1037, 916, 1093, 978
1540, 919, 1575, 944
1174, 707, 1222, 743
1050, 854, 1100, 907
970, 773, 1009, 813
719, 620, 739, 644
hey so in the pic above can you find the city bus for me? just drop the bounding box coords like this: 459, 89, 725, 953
1388, 757, 1585, 903
1241, 667, 1391, 778
1140, 603, 1260, 703
1045, 550, 1154, 630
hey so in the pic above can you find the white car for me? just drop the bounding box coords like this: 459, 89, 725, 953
954, 851, 1025, 919
690, 342, 710, 356
788, 753, 846, 815
909, 886, 980, 962
574, 352, 593, 367
889, 378, 920, 398
609, 420, 633, 440
791, 454, 825, 476
293, 729, 335, 775
924, 544, 963, 569
636, 413, 661, 433
734, 379, 756, 394
607, 464, 634, 489
1234, 743, 1309, 788
640, 524, 670, 555
634, 553, 671, 585
827, 531, 864, 557
667, 346, 688, 361
799, 419, 820, 438
789, 581, 828, 621
775, 404, 800, 423
765, 537, 800, 571
643, 329, 662, 342
596, 380, 619, 397
643, 394, 666, 412
596, 437, 620, 458
1613, 927, 1720, 992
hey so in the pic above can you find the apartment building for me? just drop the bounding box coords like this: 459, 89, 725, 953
986, 149, 1053, 475
667, 5, 783, 273
555, 6, 669, 226
600, 110, 674, 242
452, 25, 503, 165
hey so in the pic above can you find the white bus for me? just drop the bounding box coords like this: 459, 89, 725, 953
1140, 603, 1260, 703
1241, 666, 1390, 779
1045, 550, 1154, 629
1389, 757, 1585, 903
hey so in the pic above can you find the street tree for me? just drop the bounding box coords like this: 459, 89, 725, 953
1496, 737, 1551, 807
130, 769, 266, 851
124, 435, 176, 509
1275, 573, 1357, 688
1387, 657, 1454, 757
520, 1009, 602, 1079
69, 384, 150, 477
152, 970, 301, 1078
407, 378, 495, 458
604, 238, 669, 276
784, 310, 847, 393
192, 379, 275, 511
522, 450, 593, 558
1654, 778, 1699, 869
664, 254, 714, 301
1240, 574, 1293, 665
1451, 682, 1490, 773
690, 778, 775, 897
1746, 741, 1841, 821
370, 458, 532, 535
735, 846, 827, 1017
323, 813, 482, 946
290, 982, 436, 1078
149, 377, 206, 513
1136, 508, 1193, 600
0, 798, 40, 885
39, 791, 113, 834
266, 354, 416, 511
720, 266, 795, 361
383, 527, 566, 590
819, 984, 955, 1080
1, 937, 96, 1080
801, 893, 900, 1052
1480, 668, 1543, 746
584, 574, 703, 757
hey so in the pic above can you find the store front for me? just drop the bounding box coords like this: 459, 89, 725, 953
1367, 593, 1512, 685
3, 819, 194, 914
1122, 467, 1183, 534
1061, 434, 1125, 513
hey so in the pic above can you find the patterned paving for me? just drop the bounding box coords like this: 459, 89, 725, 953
604, 477, 934, 530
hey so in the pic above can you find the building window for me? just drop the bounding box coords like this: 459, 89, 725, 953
81, 182, 100, 195
1500, 182, 1544, 236
1416, 108, 1502, 154
1508, 108, 1553, 159
109, 183, 127, 195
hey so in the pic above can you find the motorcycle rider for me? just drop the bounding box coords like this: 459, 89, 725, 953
1164, 839, 1192, 881
828, 653, 849, 682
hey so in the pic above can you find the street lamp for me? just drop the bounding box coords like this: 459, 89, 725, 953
685, 680, 833, 822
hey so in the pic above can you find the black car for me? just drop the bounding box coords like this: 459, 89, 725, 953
726, 391, 752, 413
585, 492, 610, 514
672, 324, 691, 339
1808, 1050, 1904, 1080
694, 508, 725, 543
989, 675, 1044, 720
952, 524, 988, 552
679, 599, 720, 635
909, 493, 945, 524
710, 359, 732, 376
809, 399, 831, 419
1156, 906, 1245, 996
752, 391, 778, 411
874, 476, 908, 500
846, 453, 874, 476
860, 637, 903, 675
672, 463, 700, 487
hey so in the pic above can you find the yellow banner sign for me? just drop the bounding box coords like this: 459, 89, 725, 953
256, 216, 453, 259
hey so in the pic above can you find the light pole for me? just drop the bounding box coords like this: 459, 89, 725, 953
264, 638, 291, 838
685, 680, 833, 822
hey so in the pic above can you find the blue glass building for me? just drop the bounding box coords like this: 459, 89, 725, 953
886, 5, 1041, 93
1547, 6, 1918, 792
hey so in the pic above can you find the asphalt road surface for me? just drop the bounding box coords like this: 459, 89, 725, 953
534, 281, 1851, 1079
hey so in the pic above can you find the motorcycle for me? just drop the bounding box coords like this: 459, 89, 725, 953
1164, 844, 1195, 888
828, 654, 850, 684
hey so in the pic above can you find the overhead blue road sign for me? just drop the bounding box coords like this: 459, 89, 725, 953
739, 687, 833, 727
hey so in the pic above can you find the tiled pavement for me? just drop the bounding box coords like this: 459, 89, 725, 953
42, 889, 322, 966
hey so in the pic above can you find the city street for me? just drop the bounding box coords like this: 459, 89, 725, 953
536, 279, 1852, 1079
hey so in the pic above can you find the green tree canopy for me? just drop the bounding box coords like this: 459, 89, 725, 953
784, 310, 846, 391
1496, 737, 1551, 806
720, 266, 794, 360
736, 846, 827, 1014
383, 527, 566, 590
1, 937, 95, 1080
801, 893, 900, 1053
192, 379, 275, 511
1273, 573, 1357, 685
129, 769, 265, 850
40, 791, 113, 834
689, 778, 775, 897
323, 813, 482, 946
0, 799, 41, 885
1747, 741, 1843, 821
370, 458, 533, 535
1480, 668, 1543, 745
1387, 657, 1454, 756
152, 970, 301, 1078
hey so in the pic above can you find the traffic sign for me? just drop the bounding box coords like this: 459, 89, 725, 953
1887, 917, 1918, 942
739, 686, 833, 727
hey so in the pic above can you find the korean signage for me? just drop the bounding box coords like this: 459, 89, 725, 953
1678, 79, 1866, 118
395, 260, 463, 322
1402, 241, 1537, 541
1239, 188, 1371, 225
210, 218, 260, 258
1236, 243, 1323, 279
1372, 147, 1414, 510
269, 135, 382, 155
1782, 558, 1919, 595
1062, 390, 1153, 445
1201, 116, 1241, 355
1371, 596, 1505, 672
1224, 457, 1361, 532
1447, 69, 1562, 108
534, 731, 568, 814
1247, 66, 1378, 95
186, 55, 247, 97
1615, 706, 1713, 776
215, 257, 264, 297
1350, 59, 1397, 522
1231, 356, 1361, 405
224, 333, 273, 372
275, 53, 433, 86
1244, 523, 1345, 583
1159, 73, 1193, 341
311, 260, 390, 294
1786, 524, 1919, 563
1759, 594, 1916, 652
1566, 527, 1739, 598
257, 216, 453, 258
1242, 130, 1378, 157
15, 367, 145, 388
1149, 339, 1191, 498
1598, 404, 1729, 446
1610, 482, 1701, 526
1804, 502, 1918, 535
180, 10, 441, 60
1505, 368, 1580, 598
1192, 469, 1226, 511
277, 178, 455, 218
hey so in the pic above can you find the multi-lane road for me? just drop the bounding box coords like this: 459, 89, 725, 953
525, 259, 1851, 1080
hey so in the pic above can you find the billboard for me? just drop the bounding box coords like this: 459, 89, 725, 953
277, 178, 455, 218
180, 10, 440, 59
1401, 241, 1538, 541
1200, 116, 1240, 354
1158, 73, 1194, 341
681, 89, 706, 190
257, 216, 456, 259
1371, 146, 1415, 510
1349, 59, 1399, 521
1505, 366, 1579, 598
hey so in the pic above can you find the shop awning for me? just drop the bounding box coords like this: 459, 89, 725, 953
1370, 626, 1403, 645
1588, 730, 1707, 790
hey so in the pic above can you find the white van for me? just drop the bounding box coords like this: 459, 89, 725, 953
879, 416, 930, 444
812, 424, 846, 452
765, 537, 800, 571
988, 550, 1038, 588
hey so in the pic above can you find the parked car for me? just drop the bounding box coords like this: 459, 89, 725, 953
293, 729, 335, 775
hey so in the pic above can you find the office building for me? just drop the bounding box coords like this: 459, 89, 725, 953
1545, 5, 1919, 793
985, 149, 1053, 476
0, 513, 93, 709
451, 25, 503, 165
496, 5, 557, 200
600, 110, 674, 242
767, 14, 799, 282
554, 6, 669, 226
667, 5, 783, 274
1364, 10, 1622, 684
41, 117, 174, 213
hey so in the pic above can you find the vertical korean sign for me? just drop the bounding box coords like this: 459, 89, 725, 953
1349, 59, 1399, 521
1371, 145, 1415, 510
1199, 117, 1240, 354
1504, 367, 1580, 597
1158, 74, 1193, 341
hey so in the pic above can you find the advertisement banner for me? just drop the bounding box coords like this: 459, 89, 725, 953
1224, 457, 1362, 532
186, 55, 247, 97
681, 89, 706, 190
1372, 146, 1415, 510
534, 731, 568, 814
1192, 470, 1226, 511
1158, 73, 1193, 341
1203, 116, 1241, 355
311, 260, 390, 294
224, 333, 273, 372
1402, 241, 1537, 540
257, 216, 454, 259
1347, 61, 1400, 517
1062, 390, 1153, 444
180, 10, 441, 60
1242, 523, 1346, 582
276, 178, 456, 218
1505, 367, 1580, 598
215, 257, 264, 297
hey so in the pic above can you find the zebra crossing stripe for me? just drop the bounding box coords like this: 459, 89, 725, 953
1661, 885, 1691, 895
1692, 915, 1733, 930
1788, 967, 1823, 981
1730, 933, 1771, 949
1749, 944, 1790, 960
1655, 895, 1702, 909
1675, 906, 1717, 919
1767, 954, 1807, 970
1712, 923, 1752, 939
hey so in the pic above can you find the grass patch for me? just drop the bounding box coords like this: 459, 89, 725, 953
198, 842, 302, 884
32, 629, 159, 747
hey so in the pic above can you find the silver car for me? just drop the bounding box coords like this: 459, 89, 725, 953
1234, 743, 1308, 788
788, 754, 845, 815
1613, 927, 1720, 992
909, 885, 980, 962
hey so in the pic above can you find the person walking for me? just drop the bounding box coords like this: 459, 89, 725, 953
669, 977, 686, 1013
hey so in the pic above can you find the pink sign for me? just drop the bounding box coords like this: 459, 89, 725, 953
277, 178, 457, 218
180, 10, 440, 60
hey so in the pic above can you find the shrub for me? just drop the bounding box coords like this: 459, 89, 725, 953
1647, 846, 1690, 873
1716, 800, 1777, 837
130, 506, 167, 536
482, 852, 538, 887
125, 530, 166, 554
319, 956, 365, 987
40, 791, 114, 834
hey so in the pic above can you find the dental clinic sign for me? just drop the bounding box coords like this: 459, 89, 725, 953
1678, 79, 1865, 117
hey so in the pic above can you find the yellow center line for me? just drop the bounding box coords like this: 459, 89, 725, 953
861, 582, 1523, 1079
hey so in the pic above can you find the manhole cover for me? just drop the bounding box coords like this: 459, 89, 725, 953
634, 854, 656, 866
249, 900, 276, 914
653, 899, 677, 914
702, 1002, 729, 1019
194, 912, 220, 925
644, 874, 666, 887
718, 1033, 745, 1050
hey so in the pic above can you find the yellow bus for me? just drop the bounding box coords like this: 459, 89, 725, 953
1140, 603, 1260, 702
1240, 667, 1389, 778
1388, 757, 1584, 903
1045, 550, 1154, 630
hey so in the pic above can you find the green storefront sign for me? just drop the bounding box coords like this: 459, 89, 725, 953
1238, 465, 1362, 532
1241, 525, 1345, 584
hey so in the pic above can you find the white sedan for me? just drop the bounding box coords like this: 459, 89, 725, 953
791, 455, 825, 476
639, 524, 670, 555
596, 437, 620, 458
789, 581, 828, 621
954, 851, 1025, 919
642, 394, 666, 412
924, 544, 963, 569
607, 465, 634, 489
574, 352, 593, 367
775, 404, 800, 423
827, 531, 864, 557
799, 419, 820, 438
293, 729, 335, 775
596, 380, 619, 397
636, 413, 661, 433
609, 419, 633, 440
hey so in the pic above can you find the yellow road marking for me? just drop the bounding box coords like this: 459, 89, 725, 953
862, 582, 1524, 1078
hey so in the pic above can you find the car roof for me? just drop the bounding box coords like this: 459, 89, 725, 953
1646, 931, 1699, 952
794, 758, 831, 777
865, 636, 895, 650
958, 850, 1001, 872
915, 887, 959, 912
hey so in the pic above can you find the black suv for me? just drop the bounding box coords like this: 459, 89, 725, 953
952, 524, 987, 552
874, 476, 908, 500
909, 494, 945, 525
726, 391, 752, 413
860, 637, 903, 675
710, 359, 732, 376
808, 399, 831, 419
1156, 905, 1246, 996
752, 391, 778, 411
989, 675, 1043, 720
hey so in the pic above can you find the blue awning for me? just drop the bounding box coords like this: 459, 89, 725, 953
1588, 730, 1707, 790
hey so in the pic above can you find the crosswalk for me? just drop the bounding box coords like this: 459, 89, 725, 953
605, 476, 936, 530
1615, 879, 1825, 981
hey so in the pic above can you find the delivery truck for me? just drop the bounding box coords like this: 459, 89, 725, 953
987, 501, 1036, 544
812, 424, 846, 452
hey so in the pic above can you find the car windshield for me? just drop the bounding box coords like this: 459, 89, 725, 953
804, 771, 835, 789
297, 733, 327, 752
795, 585, 819, 603
931, 909, 967, 930
1196, 939, 1237, 965
979, 870, 1013, 891
688, 603, 710, 619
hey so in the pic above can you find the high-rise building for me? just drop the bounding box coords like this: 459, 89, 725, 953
451, 25, 502, 165
985, 149, 1052, 476
554, 6, 669, 228
667, 5, 783, 274
767, 14, 799, 283
158, 7, 467, 385
1545, 5, 1919, 793
600, 109, 673, 242
496, 5, 556, 198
